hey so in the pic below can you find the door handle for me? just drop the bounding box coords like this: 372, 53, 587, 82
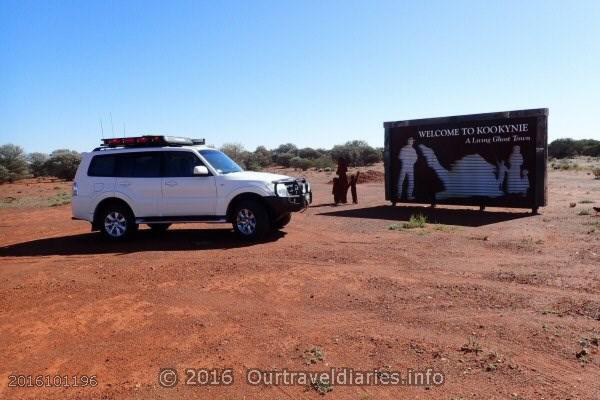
165, 180, 178, 187
118, 181, 131, 187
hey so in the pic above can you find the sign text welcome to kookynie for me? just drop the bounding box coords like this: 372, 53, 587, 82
383, 109, 548, 211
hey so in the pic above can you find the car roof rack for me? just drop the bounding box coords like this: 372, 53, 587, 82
97, 135, 205, 150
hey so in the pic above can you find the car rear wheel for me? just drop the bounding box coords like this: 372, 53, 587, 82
233, 200, 270, 240
100, 205, 137, 241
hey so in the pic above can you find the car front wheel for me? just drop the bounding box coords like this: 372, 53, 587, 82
232, 200, 270, 240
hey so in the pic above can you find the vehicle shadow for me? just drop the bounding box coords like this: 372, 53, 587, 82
317, 205, 534, 227
0, 229, 285, 257
309, 202, 338, 208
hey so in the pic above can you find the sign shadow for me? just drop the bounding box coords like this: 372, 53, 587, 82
317, 205, 534, 227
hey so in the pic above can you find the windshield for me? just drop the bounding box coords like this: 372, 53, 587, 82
199, 149, 243, 174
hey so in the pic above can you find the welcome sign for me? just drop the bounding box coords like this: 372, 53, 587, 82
383, 109, 548, 211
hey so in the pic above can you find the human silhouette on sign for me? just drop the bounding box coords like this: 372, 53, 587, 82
397, 137, 418, 200
506, 145, 529, 195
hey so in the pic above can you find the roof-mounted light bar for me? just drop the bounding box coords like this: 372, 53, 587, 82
101, 135, 205, 148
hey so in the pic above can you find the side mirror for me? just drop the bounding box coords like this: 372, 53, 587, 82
193, 166, 210, 176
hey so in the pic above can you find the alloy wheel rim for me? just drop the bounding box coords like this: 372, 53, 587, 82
236, 209, 256, 235
104, 211, 127, 237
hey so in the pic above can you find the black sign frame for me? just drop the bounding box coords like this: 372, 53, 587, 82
383, 109, 548, 211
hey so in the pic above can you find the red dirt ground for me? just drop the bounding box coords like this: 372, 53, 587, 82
1, 168, 599, 399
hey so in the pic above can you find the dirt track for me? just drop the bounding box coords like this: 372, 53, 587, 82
1, 168, 599, 399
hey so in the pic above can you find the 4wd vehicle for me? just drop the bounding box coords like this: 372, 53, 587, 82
72, 135, 312, 241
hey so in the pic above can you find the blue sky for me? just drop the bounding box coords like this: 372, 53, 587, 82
1, 0, 599, 153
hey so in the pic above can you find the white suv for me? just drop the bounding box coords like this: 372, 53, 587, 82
72, 136, 312, 240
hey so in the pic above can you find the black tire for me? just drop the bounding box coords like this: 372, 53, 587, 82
148, 223, 171, 233
99, 204, 137, 241
232, 200, 270, 240
272, 213, 291, 230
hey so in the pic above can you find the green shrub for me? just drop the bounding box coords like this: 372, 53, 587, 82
389, 213, 427, 230
297, 147, 322, 160
403, 213, 427, 229
549, 138, 600, 158
28, 152, 50, 177
330, 140, 381, 166
220, 143, 247, 165
0, 144, 29, 183
0, 165, 10, 183
274, 143, 298, 156
274, 152, 295, 167
252, 146, 272, 168
313, 155, 335, 169
43, 150, 81, 180
289, 157, 313, 171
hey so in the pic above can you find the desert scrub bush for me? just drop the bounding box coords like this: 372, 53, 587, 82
302, 346, 325, 365
48, 192, 71, 206
389, 213, 428, 230
0, 144, 29, 183
593, 168, 600, 179
44, 150, 81, 180
330, 140, 381, 166
552, 160, 581, 170
312, 155, 335, 169
403, 213, 427, 229
433, 224, 456, 232
549, 138, 600, 158
289, 156, 314, 171
1, 191, 71, 208
460, 336, 483, 354
310, 377, 333, 395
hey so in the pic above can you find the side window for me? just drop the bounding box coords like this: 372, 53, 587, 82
88, 155, 116, 177
163, 151, 205, 177
115, 152, 162, 178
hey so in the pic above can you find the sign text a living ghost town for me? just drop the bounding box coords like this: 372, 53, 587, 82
383, 109, 548, 211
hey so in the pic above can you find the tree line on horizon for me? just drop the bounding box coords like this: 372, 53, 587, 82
1, 138, 597, 184
219, 140, 383, 171
548, 138, 600, 159
0, 145, 81, 183
0, 140, 383, 183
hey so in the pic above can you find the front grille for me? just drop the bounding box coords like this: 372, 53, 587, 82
277, 178, 310, 206
285, 181, 304, 196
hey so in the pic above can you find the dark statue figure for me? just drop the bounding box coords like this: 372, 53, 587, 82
332, 159, 359, 204
350, 170, 359, 204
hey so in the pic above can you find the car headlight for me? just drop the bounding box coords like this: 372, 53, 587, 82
275, 183, 289, 197
267, 182, 289, 197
